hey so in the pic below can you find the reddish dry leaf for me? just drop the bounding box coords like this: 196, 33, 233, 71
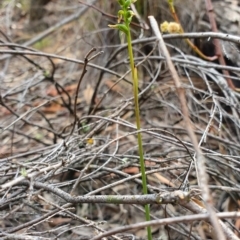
48, 217, 72, 227
46, 86, 59, 97
46, 84, 77, 97
42, 103, 65, 113
65, 83, 78, 92
0, 106, 11, 116
145, 160, 156, 166
123, 166, 139, 174
235, 218, 240, 236
191, 197, 206, 208
0, 146, 11, 158
104, 79, 123, 93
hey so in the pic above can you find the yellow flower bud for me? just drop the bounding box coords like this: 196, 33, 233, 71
160, 21, 169, 33
160, 21, 181, 33
168, 22, 181, 33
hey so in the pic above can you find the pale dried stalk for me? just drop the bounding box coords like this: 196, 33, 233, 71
148, 15, 231, 240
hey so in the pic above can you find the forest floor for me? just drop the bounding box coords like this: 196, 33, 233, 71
0, 1, 240, 239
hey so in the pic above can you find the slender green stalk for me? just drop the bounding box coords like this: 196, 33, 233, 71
109, 1, 152, 239
127, 31, 152, 240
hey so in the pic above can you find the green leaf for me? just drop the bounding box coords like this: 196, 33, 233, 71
116, 24, 128, 34
123, 0, 131, 9
118, 0, 125, 7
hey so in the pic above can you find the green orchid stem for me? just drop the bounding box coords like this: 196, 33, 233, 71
109, 1, 152, 238
126, 26, 152, 240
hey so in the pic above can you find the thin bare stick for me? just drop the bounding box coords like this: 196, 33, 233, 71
14, 180, 195, 205
70, 48, 103, 135
37, 195, 122, 240
1, 157, 66, 190
148, 16, 227, 240
204, 0, 235, 90
183, 200, 240, 240
0, 203, 72, 236
91, 212, 240, 240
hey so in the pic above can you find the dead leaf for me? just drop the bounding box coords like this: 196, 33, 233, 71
191, 197, 206, 208
145, 160, 156, 167
0, 106, 11, 116
153, 172, 175, 187
83, 84, 94, 105
42, 103, 65, 113
123, 167, 139, 174
48, 217, 72, 227
46, 83, 77, 97
104, 79, 123, 93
